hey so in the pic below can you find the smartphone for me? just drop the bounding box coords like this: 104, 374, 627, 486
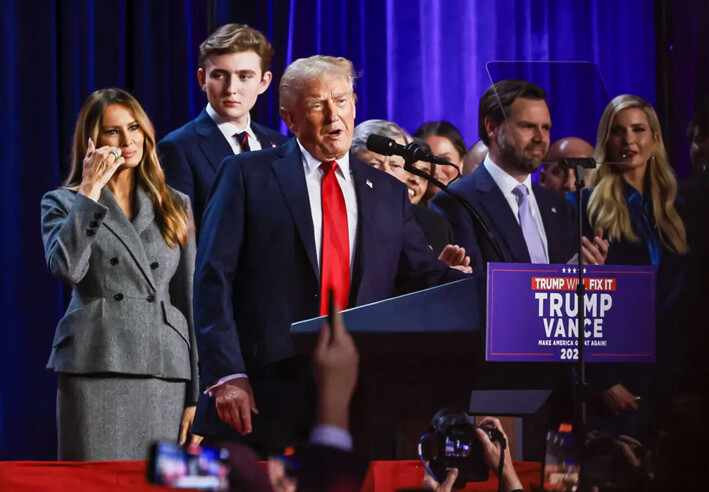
542, 424, 579, 491
147, 441, 230, 490
327, 287, 336, 331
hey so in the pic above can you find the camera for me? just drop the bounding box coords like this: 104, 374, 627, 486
418, 408, 505, 488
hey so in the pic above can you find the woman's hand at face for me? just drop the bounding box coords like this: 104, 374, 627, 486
78, 138, 125, 201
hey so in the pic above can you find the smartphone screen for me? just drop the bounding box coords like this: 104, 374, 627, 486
327, 287, 335, 330
147, 441, 230, 490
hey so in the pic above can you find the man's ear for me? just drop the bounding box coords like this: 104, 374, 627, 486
539, 168, 548, 184
280, 109, 296, 133
197, 68, 206, 91
352, 92, 357, 120
483, 116, 499, 143
258, 71, 273, 95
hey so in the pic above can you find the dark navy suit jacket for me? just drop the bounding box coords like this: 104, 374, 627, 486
157, 108, 287, 231
192, 138, 465, 435
430, 164, 577, 273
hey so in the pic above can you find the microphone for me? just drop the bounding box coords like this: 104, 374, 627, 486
366, 134, 453, 167
366, 135, 507, 263
558, 157, 596, 170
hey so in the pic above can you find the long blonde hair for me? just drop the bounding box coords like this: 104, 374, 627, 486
588, 94, 687, 254
64, 88, 190, 248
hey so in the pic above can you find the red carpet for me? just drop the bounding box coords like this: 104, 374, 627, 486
0, 459, 541, 491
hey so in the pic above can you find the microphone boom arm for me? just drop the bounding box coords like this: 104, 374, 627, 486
403, 162, 508, 263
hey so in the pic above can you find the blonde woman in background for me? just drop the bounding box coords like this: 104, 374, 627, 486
588, 94, 687, 266
583, 94, 688, 438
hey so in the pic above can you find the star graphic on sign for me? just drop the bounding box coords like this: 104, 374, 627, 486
562, 267, 567, 273
583, 267, 587, 274
573, 268, 578, 273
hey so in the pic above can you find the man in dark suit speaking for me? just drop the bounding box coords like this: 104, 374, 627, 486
431, 79, 608, 272
158, 24, 287, 232
192, 55, 470, 451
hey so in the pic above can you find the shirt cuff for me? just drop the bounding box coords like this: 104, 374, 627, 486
309, 424, 353, 451
204, 373, 248, 397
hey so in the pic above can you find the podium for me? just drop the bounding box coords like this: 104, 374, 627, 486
291, 277, 566, 460
291, 259, 657, 459
292, 278, 486, 459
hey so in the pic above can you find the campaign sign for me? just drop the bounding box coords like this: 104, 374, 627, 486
486, 263, 656, 363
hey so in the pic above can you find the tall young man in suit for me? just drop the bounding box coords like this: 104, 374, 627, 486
158, 24, 287, 232
431, 79, 607, 273
191, 55, 470, 452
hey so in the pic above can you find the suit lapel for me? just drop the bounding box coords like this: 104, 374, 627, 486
252, 122, 279, 149
99, 186, 157, 290
131, 185, 155, 236
473, 166, 531, 262
272, 140, 319, 280
195, 109, 233, 172
348, 158, 376, 306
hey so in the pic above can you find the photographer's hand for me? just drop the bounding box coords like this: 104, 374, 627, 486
422, 467, 458, 491
475, 417, 523, 492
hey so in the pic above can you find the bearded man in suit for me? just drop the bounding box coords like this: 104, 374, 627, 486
431, 79, 608, 273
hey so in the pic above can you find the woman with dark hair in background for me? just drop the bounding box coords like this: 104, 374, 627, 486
40, 88, 198, 460
579, 94, 688, 441
413, 120, 467, 202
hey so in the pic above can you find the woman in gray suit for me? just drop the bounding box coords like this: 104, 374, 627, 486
41, 88, 198, 461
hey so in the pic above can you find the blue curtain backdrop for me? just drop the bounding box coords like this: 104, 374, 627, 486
0, 0, 661, 459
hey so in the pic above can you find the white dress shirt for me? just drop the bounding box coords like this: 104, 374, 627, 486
483, 155, 549, 262
205, 104, 262, 154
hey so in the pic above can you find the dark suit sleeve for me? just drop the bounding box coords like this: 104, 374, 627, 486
193, 158, 248, 384
395, 188, 467, 293
430, 191, 484, 274
158, 139, 196, 206
168, 193, 200, 404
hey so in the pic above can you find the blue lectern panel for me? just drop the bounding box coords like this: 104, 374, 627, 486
291, 277, 484, 335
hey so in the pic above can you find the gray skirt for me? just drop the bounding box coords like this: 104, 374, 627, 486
57, 373, 186, 461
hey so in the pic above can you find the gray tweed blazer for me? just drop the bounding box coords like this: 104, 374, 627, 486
40, 184, 199, 404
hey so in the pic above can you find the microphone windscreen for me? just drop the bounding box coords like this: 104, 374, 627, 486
366, 134, 396, 155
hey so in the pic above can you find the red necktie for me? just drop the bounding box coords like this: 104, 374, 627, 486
319, 161, 350, 315
235, 131, 251, 152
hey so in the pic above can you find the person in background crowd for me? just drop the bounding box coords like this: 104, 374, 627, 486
158, 24, 286, 232
582, 94, 688, 439
191, 55, 471, 455
540, 136, 594, 195
40, 88, 198, 460
351, 119, 454, 255
351, 119, 425, 203
414, 121, 466, 202
462, 139, 488, 176
678, 98, 709, 394
686, 98, 709, 172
